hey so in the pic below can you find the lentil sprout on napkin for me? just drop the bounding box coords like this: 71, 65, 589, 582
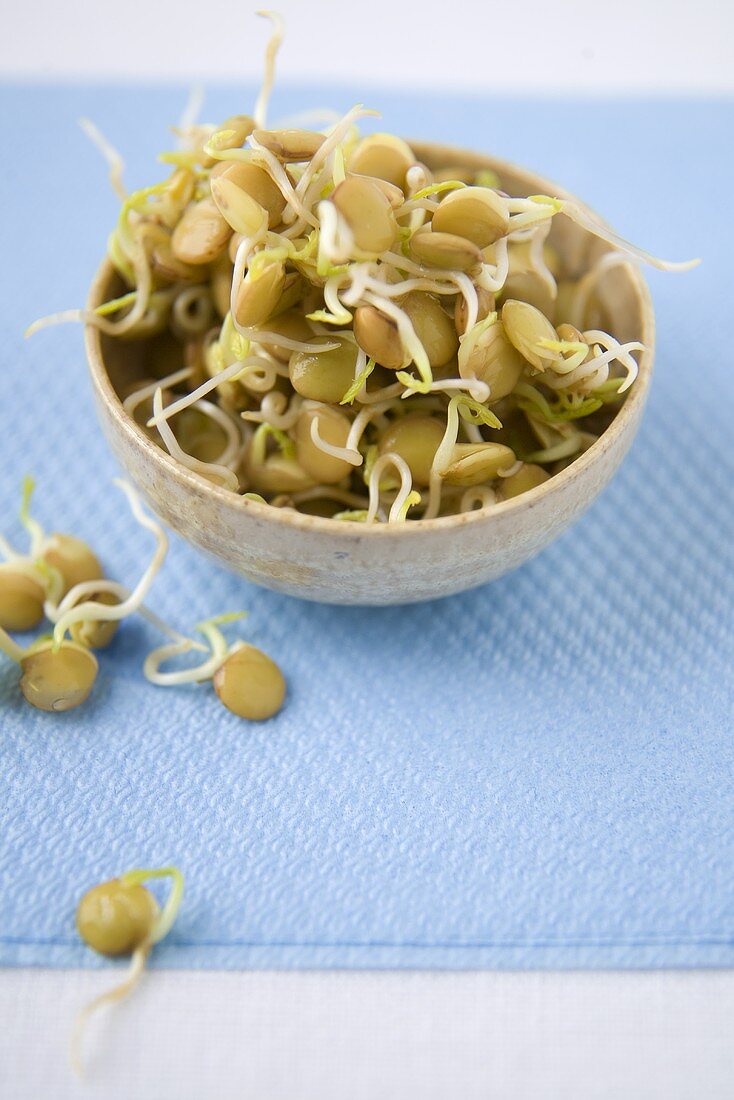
1, 88, 732, 968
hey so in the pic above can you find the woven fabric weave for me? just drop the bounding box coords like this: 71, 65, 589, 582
0, 88, 731, 968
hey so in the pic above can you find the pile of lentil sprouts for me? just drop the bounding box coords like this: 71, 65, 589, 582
30, 13, 696, 526
0, 477, 285, 718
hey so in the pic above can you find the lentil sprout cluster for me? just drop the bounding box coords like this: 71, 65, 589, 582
49, 12, 697, 526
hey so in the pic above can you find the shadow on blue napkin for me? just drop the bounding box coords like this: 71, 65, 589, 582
0, 87, 732, 969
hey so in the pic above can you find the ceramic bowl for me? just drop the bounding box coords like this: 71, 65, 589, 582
85, 141, 654, 605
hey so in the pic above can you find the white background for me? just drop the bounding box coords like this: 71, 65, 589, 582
2, 2, 733, 1097
1, 0, 733, 93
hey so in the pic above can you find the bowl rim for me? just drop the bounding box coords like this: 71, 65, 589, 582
85, 141, 655, 539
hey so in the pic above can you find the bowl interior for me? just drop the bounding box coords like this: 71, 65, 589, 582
86, 143, 655, 558
95, 143, 650, 453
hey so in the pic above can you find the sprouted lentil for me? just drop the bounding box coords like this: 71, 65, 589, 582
0, 478, 220, 712
28, 13, 698, 522
73, 866, 184, 1074
144, 611, 286, 720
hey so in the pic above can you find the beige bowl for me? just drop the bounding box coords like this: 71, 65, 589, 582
86, 141, 654, 605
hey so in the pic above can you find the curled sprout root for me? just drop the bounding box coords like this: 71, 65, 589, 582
29, 13, 695, 521
0, 477, 224, 714
73, 866, 184, 1076
145, 612, 286, 720
53, 480, 168, 648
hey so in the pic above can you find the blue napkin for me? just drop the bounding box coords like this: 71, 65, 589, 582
1, 86, 732, 969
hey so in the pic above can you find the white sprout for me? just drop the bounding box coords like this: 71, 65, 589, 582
145, 358, 272, 427
530, 195, 700, 272
320, 273, 353, 324
497, 459, 524, 478
46, 579, 207, 654
353, 380, 404, 405
414, 376, 491, 403
423, 395, 465, 519
242, 391, 303, 429
248, 329, 339, 354
309, 414, 362, 466
475, 236, 510, 294
79, 117, 126, 200
144, 614, 244, 686
71, 867, 184, 1078
366, 453, 417, 524
541, 334, 643, 394
525, 219, 557, 300
507, 196, 558, 233
177, 85, 205, 143
316, 200, 355, 269
253, 11, 285, 130
460, 486, 497, 511
193, 400, 244, 467
246, 135, 319, 228
564, 250, 633, 329
52, 481, 168, 646
152, 388, 240, 490
172, 286, 214, 337
295, 104, 379, 202
229, 229, 269, 323
361, 291, 431, 388
123, 366, 196, 419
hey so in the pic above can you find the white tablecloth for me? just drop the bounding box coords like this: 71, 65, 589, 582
2, 969, 732, 1099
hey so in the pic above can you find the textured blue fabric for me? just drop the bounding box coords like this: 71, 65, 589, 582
0, 86, 732, 970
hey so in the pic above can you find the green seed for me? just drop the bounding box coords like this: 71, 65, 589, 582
442, 442, 517, 486
171, 197, 232, 265
201, 115, 256, 167
409, 229, 482, 272
210, 175, 267, 237
402, 292, 458, 368
213, 643, 286, 720
501, 299, 559, 371
19, 639, 98, 713
76, 879, 158, 956
233, 261, 286, 328
460, 317, 525, 402
210, 160, 286, 227
255, 309, 315, 362
348, 133, 415, 189
499, 240, 561, 316
252, 128, 325, 162
353, 305, 404, 370
42, 534, 103, 598
295, 406, 354, 484
0, 565, 45, 632
246, 455, 316, 495
69, 591, 120, 650
556, 322, 584, 343
455, 286, 495, 336
143, 224, 200, 285
432, 186, 509, 248
350, 173, 405, 208
332, 176, 398, 254
499, 463, 550, 499
378, 414, 446, 486
289, 337, 359, 403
